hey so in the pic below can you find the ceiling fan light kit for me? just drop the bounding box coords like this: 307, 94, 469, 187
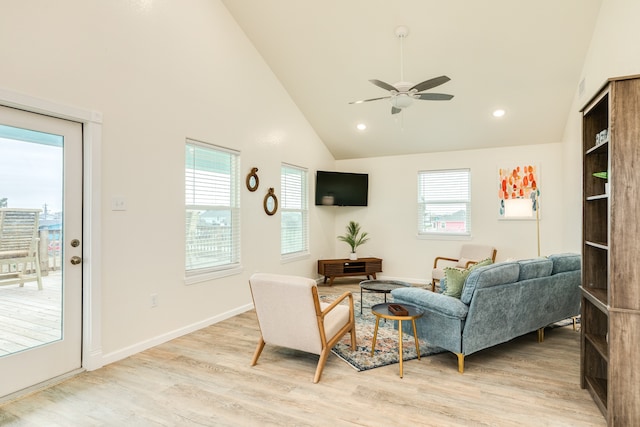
390, 93, 414, 109
350, 25, 454, 115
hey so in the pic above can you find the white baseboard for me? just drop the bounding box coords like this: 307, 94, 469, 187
95, 303, 254, 369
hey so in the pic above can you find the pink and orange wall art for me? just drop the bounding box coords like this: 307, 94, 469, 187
498, 164, 540, 218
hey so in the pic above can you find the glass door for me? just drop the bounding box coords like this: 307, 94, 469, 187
0, 105, 82, 398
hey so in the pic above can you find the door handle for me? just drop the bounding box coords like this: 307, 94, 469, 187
70, 256, 82, 265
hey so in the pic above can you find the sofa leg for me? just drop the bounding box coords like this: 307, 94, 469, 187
455, 353, 464, 373
537, 328, 544, 343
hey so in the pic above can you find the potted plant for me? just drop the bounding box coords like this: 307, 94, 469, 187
337, 221, 369, 260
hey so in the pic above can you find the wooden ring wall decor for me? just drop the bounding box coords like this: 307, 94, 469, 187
246, 167, 259, 192
264, 187, 278, 216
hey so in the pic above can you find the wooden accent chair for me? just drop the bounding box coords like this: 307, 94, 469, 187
0, 208, 43, 290
431, 244, 497, 292
248, 273, 356, 383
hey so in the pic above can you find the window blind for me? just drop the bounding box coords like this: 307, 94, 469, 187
185, 140, 240, 274
417, 169, 471, 235
281, 164, 308, 256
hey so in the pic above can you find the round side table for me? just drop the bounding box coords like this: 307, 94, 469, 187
370, 302, 424, 378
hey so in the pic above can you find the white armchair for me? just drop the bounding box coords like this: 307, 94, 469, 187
431, 244, 497, 291
248, 273, 356, 383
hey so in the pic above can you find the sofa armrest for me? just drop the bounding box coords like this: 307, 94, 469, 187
391, 288, 469, 319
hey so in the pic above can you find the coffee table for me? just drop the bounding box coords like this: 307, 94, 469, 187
370, 302, 424, 378
359, 279, 411, 314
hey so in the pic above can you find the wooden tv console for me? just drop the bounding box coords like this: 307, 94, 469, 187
317, 257, 382, 286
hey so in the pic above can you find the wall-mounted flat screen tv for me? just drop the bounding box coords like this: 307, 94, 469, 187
315, 171, 368, 206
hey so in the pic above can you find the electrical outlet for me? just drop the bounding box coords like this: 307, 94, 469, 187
150, 293, 158, 308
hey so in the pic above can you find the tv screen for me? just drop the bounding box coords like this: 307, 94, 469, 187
315, 171, 368, 206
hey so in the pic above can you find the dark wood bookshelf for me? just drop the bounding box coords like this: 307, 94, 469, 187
581, 75, 640, 425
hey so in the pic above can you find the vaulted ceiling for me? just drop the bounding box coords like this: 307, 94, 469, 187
222, 0, 602, 159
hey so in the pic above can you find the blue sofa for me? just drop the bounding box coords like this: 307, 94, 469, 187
390, 253, 581, 373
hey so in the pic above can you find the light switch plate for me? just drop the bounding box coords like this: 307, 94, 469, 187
111, 196, 127, 211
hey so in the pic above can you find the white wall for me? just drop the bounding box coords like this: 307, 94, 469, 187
0, 1, 336, 363
335, 143, 567, 284
561, 0, 640, 251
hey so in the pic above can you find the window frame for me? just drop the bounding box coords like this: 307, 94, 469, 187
184, 139, 242, 283
280, 163, 309, 261
417, 168, 472, 238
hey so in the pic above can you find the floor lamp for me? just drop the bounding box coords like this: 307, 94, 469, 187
504, 193, 540, 257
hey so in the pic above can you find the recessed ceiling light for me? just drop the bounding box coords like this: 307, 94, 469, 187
356, 123, 367, 130
493, 109, 506, 118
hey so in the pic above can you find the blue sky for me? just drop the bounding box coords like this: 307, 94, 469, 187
0, 138, 63, 214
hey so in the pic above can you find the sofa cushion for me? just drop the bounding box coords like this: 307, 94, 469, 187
442, 267, 470, 298
549, 253, 581, 274
518, 258, 553, 281
460, 262, 520, 305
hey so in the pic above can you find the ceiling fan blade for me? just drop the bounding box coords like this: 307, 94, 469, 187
369, 79, 398, 92
410, 75, 451, 93
416, 93, 454, 101
349, 96, 391, 105
391, 106, 402, 115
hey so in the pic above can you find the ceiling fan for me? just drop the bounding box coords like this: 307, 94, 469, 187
349, 26, 454, 115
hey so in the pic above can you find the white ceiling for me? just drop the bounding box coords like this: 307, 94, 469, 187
222, 0, 602, 160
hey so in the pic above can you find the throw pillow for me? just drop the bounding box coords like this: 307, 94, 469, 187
442, 267, 470, 299
468, 257, 493, 271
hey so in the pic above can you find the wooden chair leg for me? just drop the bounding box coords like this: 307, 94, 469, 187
349, 326, 356, 350
250, 337, 266, 366
314, 348, 331, 383
431, 279, 437, 292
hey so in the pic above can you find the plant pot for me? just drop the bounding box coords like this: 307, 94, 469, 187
349, 252, 357, 260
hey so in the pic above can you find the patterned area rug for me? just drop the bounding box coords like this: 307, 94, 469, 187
323, 294, 444, 372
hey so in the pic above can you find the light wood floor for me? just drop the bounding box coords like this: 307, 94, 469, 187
0, 280, 605, 426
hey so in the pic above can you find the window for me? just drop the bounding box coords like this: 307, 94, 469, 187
281, 164, 308, 258
417, 169, 471, 236
185, 140, 240, 278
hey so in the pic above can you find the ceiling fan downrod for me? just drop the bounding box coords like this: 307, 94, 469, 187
395, 26, 409, 83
